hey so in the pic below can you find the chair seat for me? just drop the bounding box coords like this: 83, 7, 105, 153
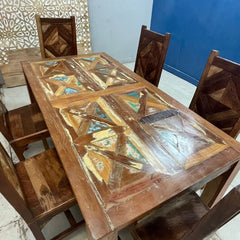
15, 148, 75, 219
132, 192, 209, 240
8, 103, 48, 140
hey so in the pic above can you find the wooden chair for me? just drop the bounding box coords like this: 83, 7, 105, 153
189, 50, 240, 206
0, 99, 49, 161
36, 15, 77, 58
0, 141, 84, 240
131, 184, 240, 240
134, 25, 171, 87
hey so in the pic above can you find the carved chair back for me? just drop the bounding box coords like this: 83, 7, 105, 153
36, 15, 77, 58
190, 50, 240, 138
134, 25, 171, 87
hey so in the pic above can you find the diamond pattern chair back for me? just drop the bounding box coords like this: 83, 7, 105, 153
36, 15, 77, 58
189, 50, 240, 138
134, 25, 171, 87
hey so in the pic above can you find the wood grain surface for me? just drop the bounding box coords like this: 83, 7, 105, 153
36, 15, 77, 58
134, 25, 171, 87
22, 53, 240, 240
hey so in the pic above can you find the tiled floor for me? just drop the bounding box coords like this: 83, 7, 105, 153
1, 62, 240, 240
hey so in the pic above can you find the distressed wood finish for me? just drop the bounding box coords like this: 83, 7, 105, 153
22, 53, 240, 240
0, 100, 49, 160
190, 50, 240, 206
134, 25, 171, 87
0, 142, 84, 240
36, 15, 77, 58
131, 184, 240, 240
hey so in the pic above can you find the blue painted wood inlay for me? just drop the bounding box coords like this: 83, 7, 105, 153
95, 106, 112, 122
126, 140, 147, 163
84, 57, 95, 61
45, 61, 58, 65
54, 76, 68, 82
99, 69, 109, 73
127, 92, 140, 98
87, 121, 108, 134
64, 88, 78, 94
126, 101, 140, 113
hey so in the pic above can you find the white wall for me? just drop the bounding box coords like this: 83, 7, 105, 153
88, 0, 153, 63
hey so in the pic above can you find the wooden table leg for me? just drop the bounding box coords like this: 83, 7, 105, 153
24, 71, 36, 103
86, 226, 118, 240
201, 161, 240, 207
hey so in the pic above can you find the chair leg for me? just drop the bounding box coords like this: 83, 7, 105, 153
50, 210, 85, 240
201, 161, 240, 207
64, 209, 77, 226
42, 138, 49, 150
29, 222, 45, 240
10, 143, 26, 161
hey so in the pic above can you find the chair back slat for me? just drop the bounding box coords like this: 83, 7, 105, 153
181, 185, 240, 240
0, 142, 24, 199
36, 15, 77, 58
190, 50, 240, 138
134, 25, 171, 87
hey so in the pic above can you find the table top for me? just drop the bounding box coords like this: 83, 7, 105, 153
22, 53, 240, 239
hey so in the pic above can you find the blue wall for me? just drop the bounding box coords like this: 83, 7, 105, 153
151, 0, 240, 86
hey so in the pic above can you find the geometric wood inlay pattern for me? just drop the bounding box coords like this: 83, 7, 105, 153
31, 54, 138, 100
190, 50, 240, 138
27, 54, 230, 207
28, 54, 230, 204
36, 15, 77, 58
22, 53, 240, 240
54, 90, 227, 206
74, 55, 137, 89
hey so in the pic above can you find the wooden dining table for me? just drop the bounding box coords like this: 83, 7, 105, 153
22, 53, 240, 240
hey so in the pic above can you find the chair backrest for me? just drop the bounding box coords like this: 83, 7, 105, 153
36, 15, 77, 58
181, 184, 240, 240
134, 25, 171, 87
0, 141, 23, 199
189, 50, 240, 138
0, 100, 12, 141
0, 141, 44, 239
